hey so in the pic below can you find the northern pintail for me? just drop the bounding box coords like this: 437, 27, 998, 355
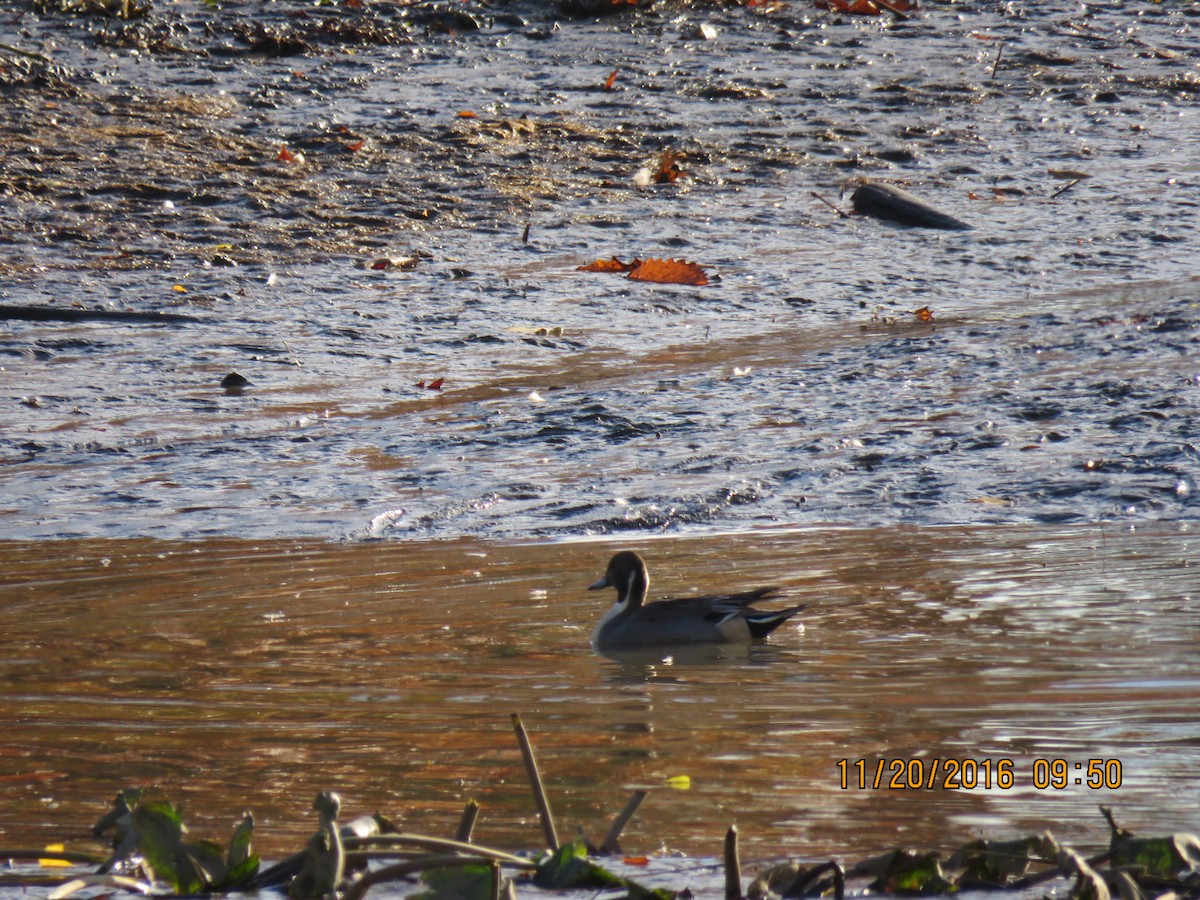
589, 550, 804, 649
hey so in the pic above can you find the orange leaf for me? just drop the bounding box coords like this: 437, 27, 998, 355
627, 258, 708, 286
426, 378, 445, 391
347, 139, 366, 152
911, 306, 934, 322
604, 68, 618, 91
457, 110, 477, 119
622, 856, 651, 866
653, 149, 685, 184
277, 145, 295, 162
578, 257, 636, 273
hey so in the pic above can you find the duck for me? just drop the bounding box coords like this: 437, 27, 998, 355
588, 550, 805, 649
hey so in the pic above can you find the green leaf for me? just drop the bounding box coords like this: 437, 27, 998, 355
534, 838, 617, 890
222, 812, 259, 887
950, 836, 1040, 885
533, 839, 673, 898
412, 864, 496, 900
863, 850, 954, 895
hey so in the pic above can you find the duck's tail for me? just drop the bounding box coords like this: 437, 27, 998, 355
745, 604, 807, 640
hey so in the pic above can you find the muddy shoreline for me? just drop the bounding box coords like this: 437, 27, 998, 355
2, 1, 1199, 541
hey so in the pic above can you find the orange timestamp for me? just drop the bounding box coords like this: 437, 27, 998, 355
836, 758, 1123, 791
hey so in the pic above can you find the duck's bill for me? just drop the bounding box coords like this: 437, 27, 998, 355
588, 575, 610, 590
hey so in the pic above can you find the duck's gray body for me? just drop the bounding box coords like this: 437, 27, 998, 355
589, 550, 805, 650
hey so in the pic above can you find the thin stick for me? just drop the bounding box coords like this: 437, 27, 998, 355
1049, 177, 1082, 200
511, 713, 559, 851
455, 799, 480, 843
724, 825, 742, 900
341, 834, 529, 867
600, 790, 647, 854
810, 191, 849, 218
990, 43, 1004, 80
0, 41, 53, 62
283, 339, 301, 366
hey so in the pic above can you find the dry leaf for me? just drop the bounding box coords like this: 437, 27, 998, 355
603, 68, 618, 91
577, 257, 637, 273
911, 306, 934, 322
628, 258, 708, 286
653, 149, 685, 184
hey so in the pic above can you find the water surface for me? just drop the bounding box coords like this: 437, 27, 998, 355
2, 525, 1196, 869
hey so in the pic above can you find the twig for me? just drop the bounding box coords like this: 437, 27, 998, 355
991, 42, 1004, 80
342, 833, 530, 866
511, 713, 559, 851
1049, 177, 1082, 200
283, 339, 301, 366
456, 800, 480, 843
0, 41, 53, 62
810, 191, 849, 218
600, 790, 647, 854
724, 825, 742, 900
489, 859, 502, 900
521, 221, 531, 244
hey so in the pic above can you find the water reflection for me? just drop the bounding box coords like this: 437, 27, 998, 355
0, 525, 1197, 865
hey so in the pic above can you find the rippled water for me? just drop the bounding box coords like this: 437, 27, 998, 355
2, 1, 1199, 538
1, 526, 1197, 876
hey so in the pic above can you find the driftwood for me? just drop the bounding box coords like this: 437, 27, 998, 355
0, 304, 201, 324
849, 180, 972, 231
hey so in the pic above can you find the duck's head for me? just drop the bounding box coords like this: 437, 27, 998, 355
589, 550, 650, 607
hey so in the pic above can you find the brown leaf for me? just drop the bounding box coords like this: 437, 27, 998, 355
577, 257, 636, 273
911, 306, 934, 322
603, 68, 618, 91
653, 149, 685, 184
627, 258, 708, 286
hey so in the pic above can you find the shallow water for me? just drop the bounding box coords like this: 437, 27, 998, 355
1, 525, 1197, 875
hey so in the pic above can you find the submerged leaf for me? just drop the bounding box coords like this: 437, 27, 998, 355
949, 836, 1041, 885
851, 849, 952, 895
413, 864, 496, 900
578, 257, 636, 273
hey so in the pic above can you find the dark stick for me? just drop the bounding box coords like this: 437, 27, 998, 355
991, 43, 1004, 80
600, 790, 647, 854
810, 191, 849, 218
511, 713, 559, 851
0, 304, 201, 324
455, 799, 480, 843
724, 825, 742, 900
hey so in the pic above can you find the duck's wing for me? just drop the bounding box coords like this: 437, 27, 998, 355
648, 588, 785, 624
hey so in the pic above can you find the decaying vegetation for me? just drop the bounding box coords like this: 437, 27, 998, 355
2, 715, 1198, 899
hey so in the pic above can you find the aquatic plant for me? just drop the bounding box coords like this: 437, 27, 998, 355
2, 717, 1198, 899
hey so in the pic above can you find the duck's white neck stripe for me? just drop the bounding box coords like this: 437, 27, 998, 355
624, 568, 639, 605
591, 600, 628, 647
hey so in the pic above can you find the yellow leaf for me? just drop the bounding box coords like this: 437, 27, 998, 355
40, 843, 73, 867
172, 284, 188, 293
665, 775, 691, 790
